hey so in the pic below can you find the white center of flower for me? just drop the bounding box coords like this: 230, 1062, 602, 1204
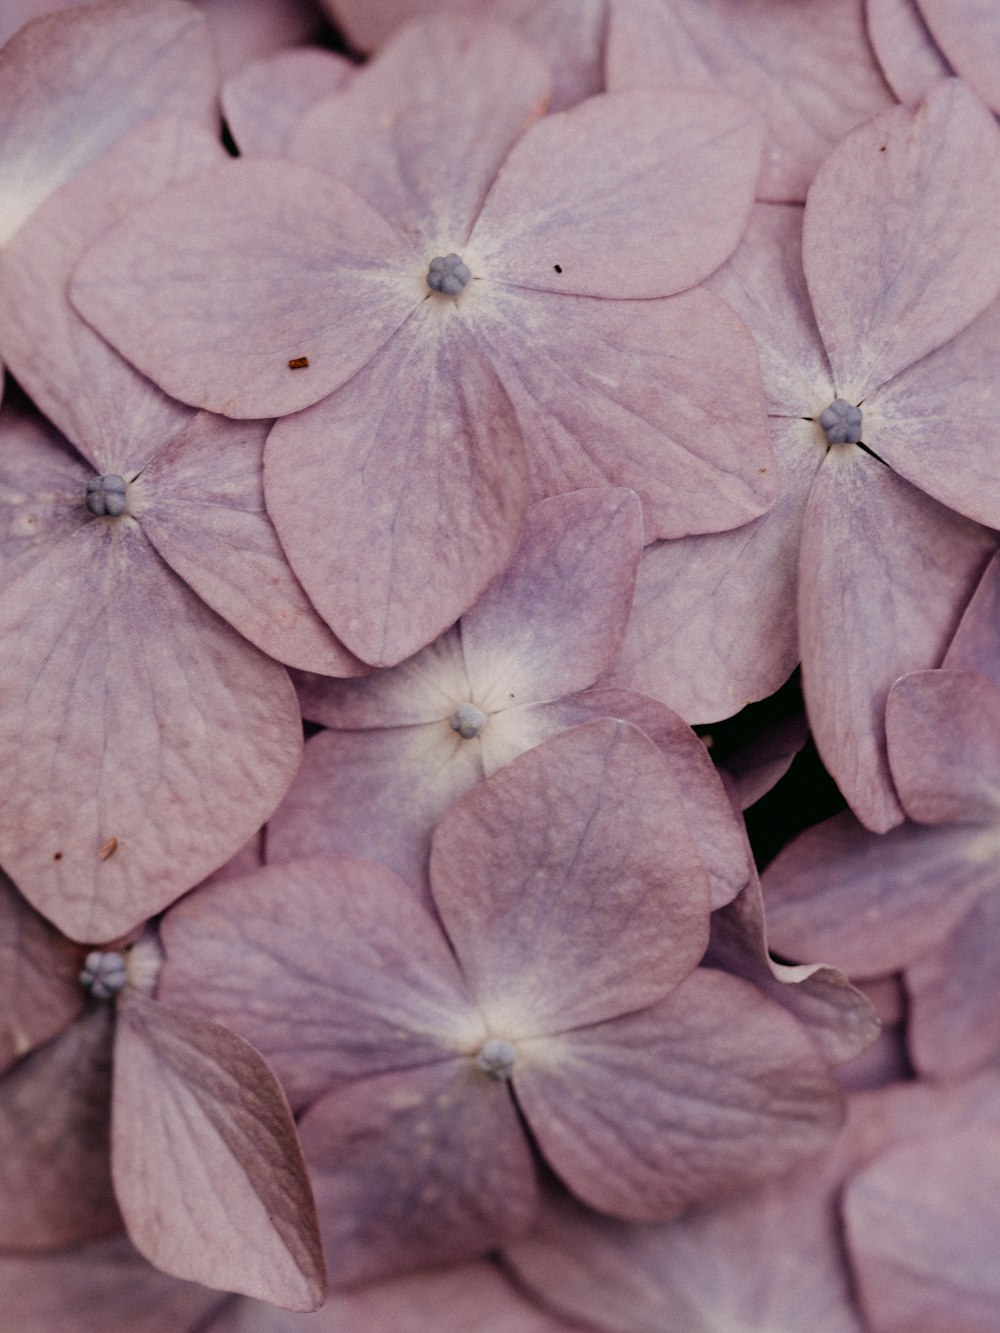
818, 398, 863, 445
427, 253, 471, 296
475, 1037, 517, 1081
449, 702, 488, 739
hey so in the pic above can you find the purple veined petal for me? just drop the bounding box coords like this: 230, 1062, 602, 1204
887, 670, 1000, 824
865, 0, 953, 104
158, 856, 486, 1111
0, 0, 218, 248
290, 16, 550, 245
476, 283, 776, 539
0, 1233, 227, 1333
265, 304, 530, 667
514, 970, 843, 1221
460, 488, 643, 707
607, 0, 894, 204
0, 116, 224, 474
298, 1061, 538, 1288
0, 871, 83, 1075
798, 445, 993, 833
906, 889, 1000, 1080
472, 89, 761, 298
916, 0, 1000, 111
71, 159, 419, 420
844, 1124, 1000, 1332
430, 720, 711, 1038
602, 415, 820, 723
264, 723, 484, 894
135, 411, 366, 677
762, 810, 996, 976
0, 513, 302, 942
803, 80, 1000, 403
0, 1006, 120, 1249
112, 992, 326, 1310
221, 47, 355, 158
861, 298, 1000, 529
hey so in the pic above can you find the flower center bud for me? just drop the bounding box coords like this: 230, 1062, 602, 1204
449, 702, 488, 739
818, 398, 863, 445
79, 949, 128, 1000
427, 253, 472, 296
475, 1037, 517, 1081
85, 474, 128, 517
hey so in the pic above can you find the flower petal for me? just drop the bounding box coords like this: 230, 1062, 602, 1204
221, 47, 354, 157
866, 0, 952, 105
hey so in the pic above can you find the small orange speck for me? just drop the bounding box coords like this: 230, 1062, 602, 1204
99, 836, 119, 861
758, 467, 767, 475
701, 734, 714, 750
288, 355, 309, 369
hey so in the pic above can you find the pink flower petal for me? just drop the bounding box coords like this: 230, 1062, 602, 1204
298, 1061, 538, 1287
866, 0, 953, 104
917, 0, 1000, 110
430, 720, 711, 1037
113, 992, 325, 1310
803, 79, 1000, 401
472, 90, 762, 297
265, 307, 530, 666
515, 970, 843, 1220
946, 550, 1000, 687
221, 47, 354, 157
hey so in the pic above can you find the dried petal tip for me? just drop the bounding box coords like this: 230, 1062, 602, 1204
449, 702, 488, 739
85, 474, 128, 517
818, 398, 863, 445
427, 253, 472, 295
475, 1037, 517, 1081
79, 949, 128, 1000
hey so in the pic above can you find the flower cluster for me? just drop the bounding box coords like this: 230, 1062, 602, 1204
1, 1, 998, 1330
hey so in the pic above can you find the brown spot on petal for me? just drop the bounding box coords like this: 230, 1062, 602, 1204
288, 355, 309, 369
52, 851, 63, 861
99, 836, 119, 861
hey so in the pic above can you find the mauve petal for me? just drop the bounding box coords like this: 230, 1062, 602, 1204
71, 160, 417, 419
887, 670, 1000, 824
461, 489, 643, 707
603, 416, 818, 723
159, 856, 484, 1111
0, 519, 301, 942
0, 1007, 119, 1249
477, 283, 776, 538
0, 403, 91, 571
799, 445, 993, 833
264, 724, 483, 893
299, 1061, 538, 1287
137, 412, 365, 676
222, 48, 354, 158
113, 992, 325, 1310
607, 0, 893, 203
265, 307, 530, 667
866, 0, 953, 104
803, 80, 1000, 402
762, 811, 995, 975
515, 970, 843, 1221
0, 0, 218, 247
906, 889, 1000, 1080
0, 116, 223, 473
0, 1234, 225, 1333
0, 872, 83, 1075
845, 1125, 1000, 1332
946, 550, 1000, 688
472, 90, 761, 297
430, 720, 710, 1037
917, 0, 1000, 111
290, 16, 549, 245
197, 0, 320, 79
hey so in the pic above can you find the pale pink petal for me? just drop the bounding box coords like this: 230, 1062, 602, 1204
0, 872, 83, 1074
865, 0, 953, 104
158, 856, 485, 1112
0, 1007, 120, 1248
798, 445, 993, 832
265, 308, 530, 666
137, 412, 365, 676
607, 0, 894, 202
113, 992, 325, 1310
803, 80, 1000, 401
0, 0, 218, 247
72, 160, 418, 419
946, 550, 1000, 687
917, 0, 1000, 110
886, 670, 1000, 824
477, 283, 776, 538
298, 1062, 538, 1287
198, 0, 320, 78
472, 90, 762, 297
515, 970, 843, 1220
460, 488, 643, 706
290, 16, 549, 244
222, 47, 354, 157
430, 720, 711, 1037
